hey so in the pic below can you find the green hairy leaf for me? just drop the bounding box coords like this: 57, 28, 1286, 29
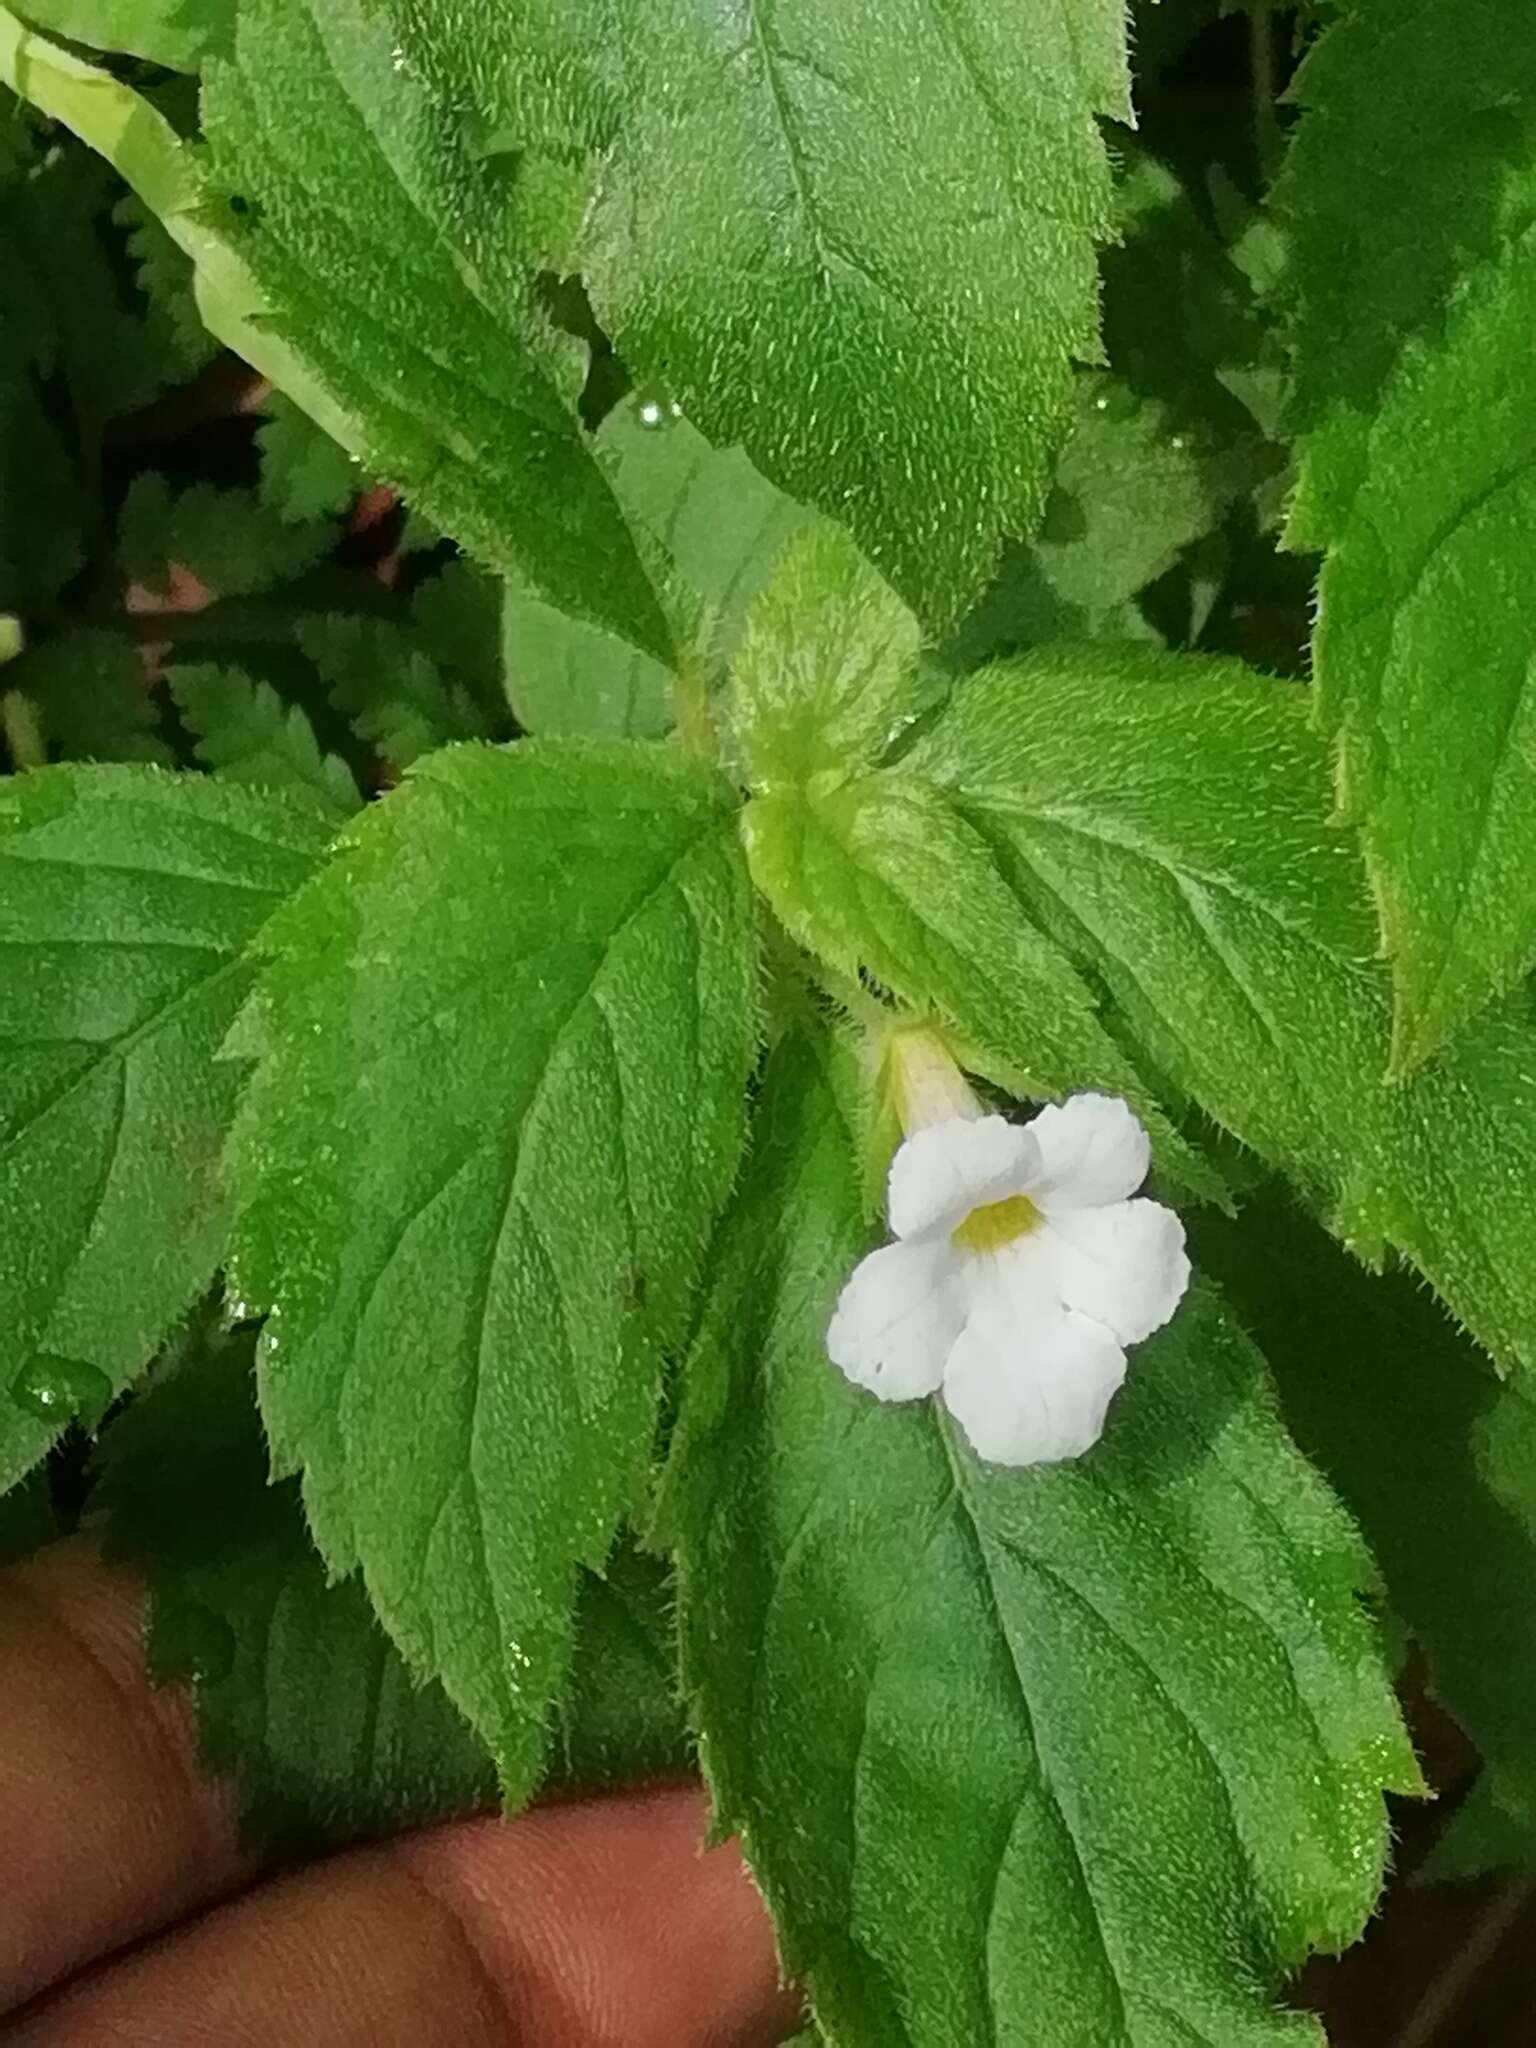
552, 1545, 689, 1790
1196, 1189, 1536, 1882
100, 1327, 496, 1857
227, 742, 759, 1788
0, 4, 671, 661
735, 536, 1224, 1197
394, 0, 1131, 625
0, 766, 331, 1492
168, 662, 359, 811
670, 1028, 1412, 2046
1279, 4, 1536, 1064
12, 0, 232, 70
900, 646, 1536, 1374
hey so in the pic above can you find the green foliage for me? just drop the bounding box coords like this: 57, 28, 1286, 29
297, 614, 488, 769
117, 193, 221, 386
5, 0, 1536, 2018
169, 661, 358, 809
1279, 4, 1536, 1063
254, 393, 360, 528
226, 742, 759, 1788
391, 0, 1130, 625
14, 631, 169, 764
903, 647, 1536, 1372
13, 0, 233, 70
670, 1028, 1412, 2046
504, 398, 811, 740
198, 0, 670, 656
0, 766, 331, 1492
121, 476, 331, 600
552, 1545, 689, 1790
1195, 1189, 1536, 1883
99, 1325, 496, 1856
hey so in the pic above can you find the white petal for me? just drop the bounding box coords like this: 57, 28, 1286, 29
941, 1252, 1127, 1466
828, 1237, 964, 1402
1041, 1198, 1190, 1346
1026, 1093, 1150, 1210
887, 1114, 1039, 1241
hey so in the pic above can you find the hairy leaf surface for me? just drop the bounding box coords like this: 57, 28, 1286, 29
392, 0, 1130, 625
228, 742, 758, 1788
0, 766, 331, 1491
907, 647, 1536, 1371
100, 1328, 495, 1856
670, 1029, 1411, 2046
1278, 4, 1536, 1061
1196, 1189, 1536, 1884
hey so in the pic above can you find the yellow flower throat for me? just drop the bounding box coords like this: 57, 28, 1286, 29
951, 1193, 1042, 1254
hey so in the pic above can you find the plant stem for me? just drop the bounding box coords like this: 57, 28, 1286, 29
1397, 1870, 1536, 2048
672, 652, 718, 762
1, 688, 47, 770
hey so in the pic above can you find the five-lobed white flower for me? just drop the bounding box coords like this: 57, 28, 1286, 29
827, 1093, 1190, 1466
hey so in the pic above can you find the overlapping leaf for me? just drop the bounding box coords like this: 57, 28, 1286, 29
0, 4, 670, 660
227, 742, 759, 1788
390, 0, 1131, 625
669, 1028, 1411, 2046
505, 399, 811, 741
100, 1327, 495, 1856
1196, 1189, 1536, 1880
0, 765, 332, 1492
1278, 2, 1536, 1063
168, 662, 359, 810
735, 533, 1224, 1197
904, 647, 1536, 1371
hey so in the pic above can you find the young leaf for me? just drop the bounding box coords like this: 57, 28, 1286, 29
1195, 1188, 1536, 1882
1277, 6, 1536, 1063
504, 399, 811, 741
12, 0, 232, 69
0, 766, 332, 1493
734, 533, 1223, 1198
228, 742, 759, 1790
297, 615, 488, 769
169, 662, 359, 811
904, 646, 1536, 1374
732, 523, 925, 787
669, 1027, 1412, 2046
98, 1327, 495, 1857
393, 0, 1131, 623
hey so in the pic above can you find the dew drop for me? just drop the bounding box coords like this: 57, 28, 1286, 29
11, 1354, 112, 1426
636, 398, 666, 428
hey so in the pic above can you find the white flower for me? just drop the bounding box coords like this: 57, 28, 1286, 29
828, 1093, 1189, 1467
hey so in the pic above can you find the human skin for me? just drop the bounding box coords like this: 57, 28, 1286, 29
0, 1540, 802, 2045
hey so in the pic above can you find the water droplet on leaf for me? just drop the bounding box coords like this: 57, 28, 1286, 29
11, 1354, 112, 1426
